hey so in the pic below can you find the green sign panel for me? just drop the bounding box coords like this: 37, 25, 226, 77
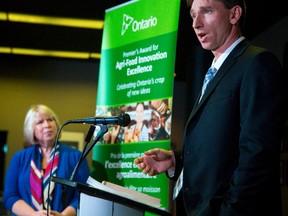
92, 0, 180, 214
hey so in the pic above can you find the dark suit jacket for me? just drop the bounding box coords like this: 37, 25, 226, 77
177, 39, 286, 216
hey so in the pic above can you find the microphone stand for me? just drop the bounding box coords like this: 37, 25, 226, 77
69, 125, 96, 181
51, 124, 108, 213
78, 124, 108, 166
52, 124, 108, 184
61, 125, 95, 208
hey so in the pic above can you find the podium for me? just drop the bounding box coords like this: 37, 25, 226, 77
52, 177, 171, 216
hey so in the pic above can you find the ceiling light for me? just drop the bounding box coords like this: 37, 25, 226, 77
0, 46, 101, 59
0, 11, 104, 29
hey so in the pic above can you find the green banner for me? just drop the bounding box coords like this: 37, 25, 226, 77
92, 0, 180, 214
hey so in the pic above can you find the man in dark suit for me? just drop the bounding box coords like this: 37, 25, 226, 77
134, 0, 286, 215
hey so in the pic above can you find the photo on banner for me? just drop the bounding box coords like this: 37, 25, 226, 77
97, 99, 172, 144
91, 0, 181, 213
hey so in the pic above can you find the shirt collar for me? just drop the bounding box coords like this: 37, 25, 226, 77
212, 36, 245, 70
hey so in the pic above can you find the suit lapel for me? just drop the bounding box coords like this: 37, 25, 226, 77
186, 39, 250, 124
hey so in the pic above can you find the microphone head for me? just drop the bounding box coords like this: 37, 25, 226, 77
119, 113, 131, 126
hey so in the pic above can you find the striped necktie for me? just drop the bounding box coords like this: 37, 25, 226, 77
173, 169, 183, 200
199, 67, 217, 101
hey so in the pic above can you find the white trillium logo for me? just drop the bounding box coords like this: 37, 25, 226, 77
121, 14, 134, 35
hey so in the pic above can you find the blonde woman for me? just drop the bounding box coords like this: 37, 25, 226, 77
3, 104, 90, 216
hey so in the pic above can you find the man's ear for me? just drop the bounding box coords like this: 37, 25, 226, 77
230, 5, 242, 25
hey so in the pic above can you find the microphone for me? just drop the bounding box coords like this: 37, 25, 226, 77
67, 113, 130, 126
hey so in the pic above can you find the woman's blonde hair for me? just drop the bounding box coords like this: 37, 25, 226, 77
23, 104, 61, 147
